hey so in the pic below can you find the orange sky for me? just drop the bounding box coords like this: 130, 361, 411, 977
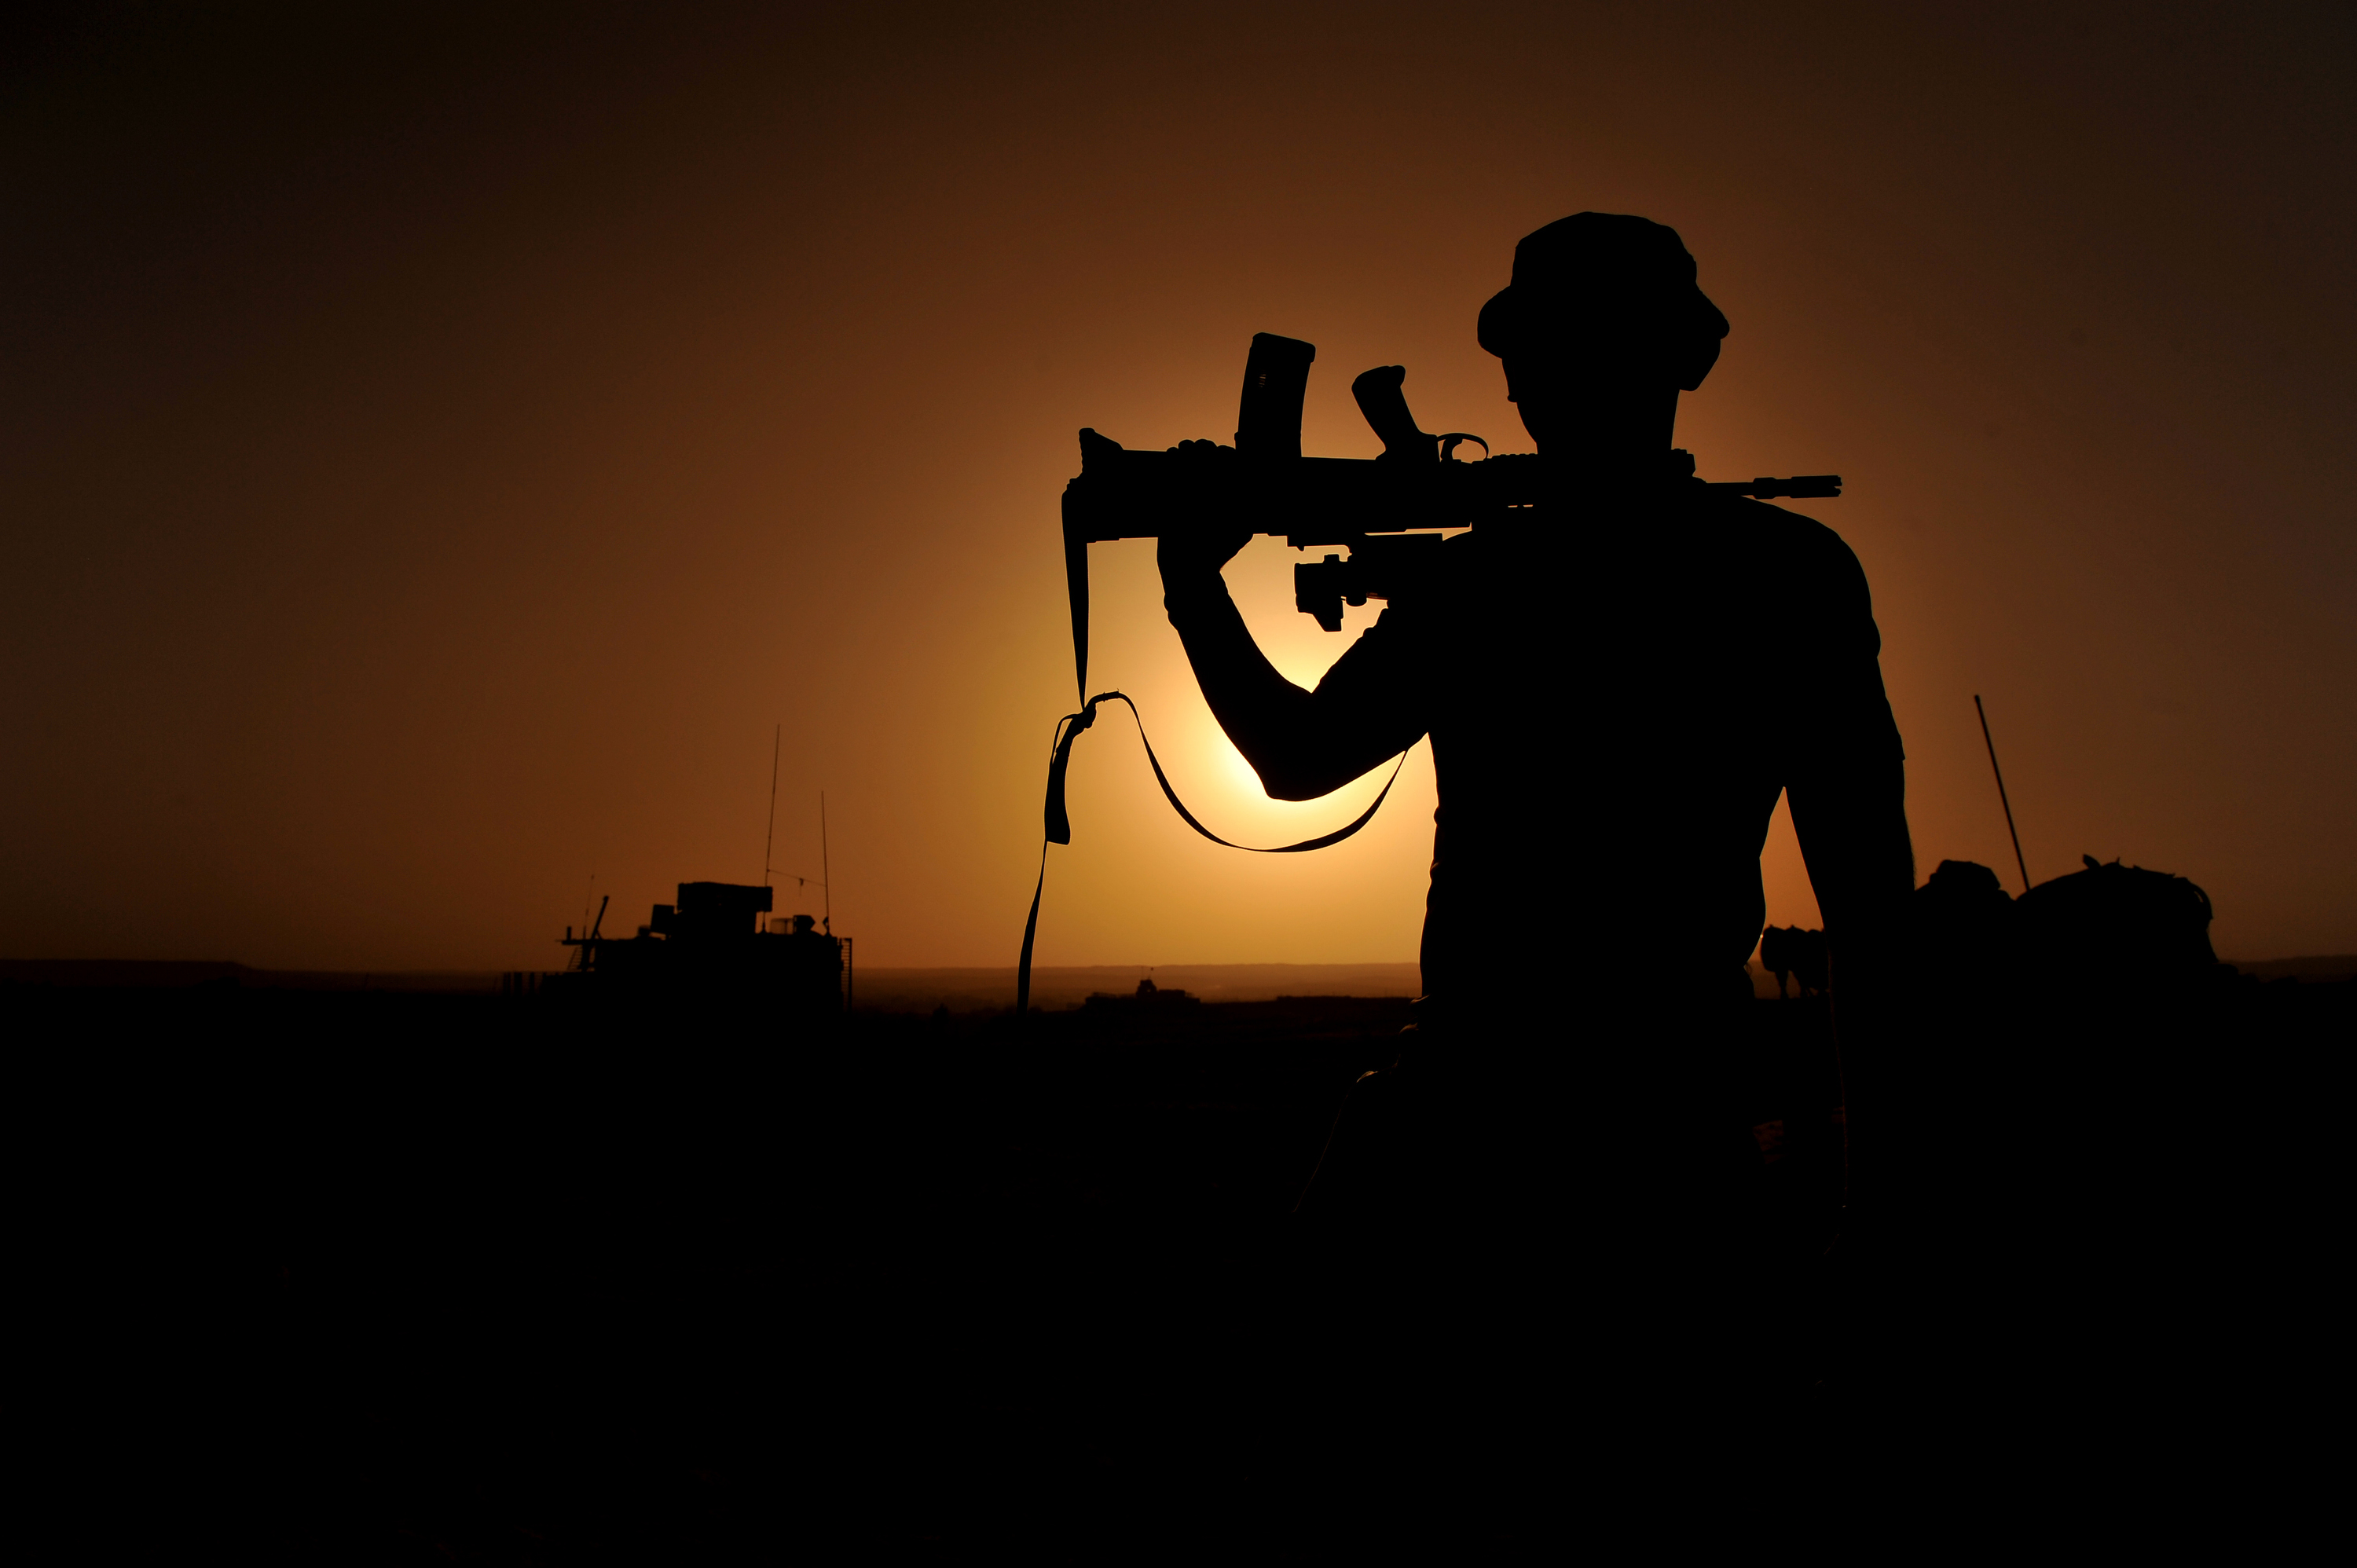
4, 4, 2351, 971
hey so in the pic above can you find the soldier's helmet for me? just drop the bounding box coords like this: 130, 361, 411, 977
1478, 213, 1732, 391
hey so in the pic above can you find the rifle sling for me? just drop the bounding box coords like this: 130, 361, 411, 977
1017, 691, 1409, 1017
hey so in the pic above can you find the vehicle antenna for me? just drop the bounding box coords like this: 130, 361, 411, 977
1974, 694, 2033, 894
763, 723, 781, 891
820, 791, 832, 935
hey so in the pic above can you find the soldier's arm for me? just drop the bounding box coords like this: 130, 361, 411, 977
1783, 525, 1914, 936
1160, 539, 1429, 801
1782, 524, 1915, 1233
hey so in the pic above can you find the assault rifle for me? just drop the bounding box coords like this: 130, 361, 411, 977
1057, 332, 1840, 701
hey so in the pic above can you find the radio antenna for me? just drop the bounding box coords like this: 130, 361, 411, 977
1974, 694, 2033, 894
762, 723, 781, 889
819, 791, 832, 934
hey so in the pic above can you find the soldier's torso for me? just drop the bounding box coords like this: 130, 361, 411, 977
1409, 483, 1836, 1000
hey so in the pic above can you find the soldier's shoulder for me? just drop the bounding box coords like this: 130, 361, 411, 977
1701, 491, 1865, 569
1701, 489, 1843, 542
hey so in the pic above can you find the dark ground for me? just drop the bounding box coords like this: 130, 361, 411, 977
11, 972, 2346, 1556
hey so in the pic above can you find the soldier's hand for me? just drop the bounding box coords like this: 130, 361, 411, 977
1158, 441, 1252, 586
1158, 522, 1253, 586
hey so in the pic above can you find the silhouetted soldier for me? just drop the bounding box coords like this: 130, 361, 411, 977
1160, 214, 1913, 1374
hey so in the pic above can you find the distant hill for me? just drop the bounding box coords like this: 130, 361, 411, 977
0, 958, 1425, 1010
7, 953, 2346, 1009
0, 960, 497, 993
2223, 954, 2357, 984
856, 963, 1422, 1013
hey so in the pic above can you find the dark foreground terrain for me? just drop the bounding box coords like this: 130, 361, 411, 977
11, 971, 2347, 1556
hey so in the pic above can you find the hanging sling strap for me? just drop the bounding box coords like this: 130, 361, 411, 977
1016, 691, 1411, 1016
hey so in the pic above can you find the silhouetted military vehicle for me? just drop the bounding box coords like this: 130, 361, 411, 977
545, 879, 849, 1031
1893, 852, 2220, 1001
1895, 852, 2234, 1302
1082, 976, 1200, 1012
2015, 853, 2218, 991
1908, 858, 2022, 994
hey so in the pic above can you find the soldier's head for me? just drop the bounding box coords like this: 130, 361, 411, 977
1479, 214, 1728, 453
